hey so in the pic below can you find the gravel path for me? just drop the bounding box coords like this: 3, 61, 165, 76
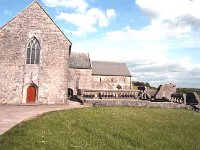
0, 101, 84, 135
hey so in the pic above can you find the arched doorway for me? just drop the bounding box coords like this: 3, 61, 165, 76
68, 88, 73, 100
26, 86, 36, 103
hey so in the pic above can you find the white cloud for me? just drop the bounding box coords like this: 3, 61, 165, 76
106, 9, 116, 18
105, 25, 166, 41
116, 0, 200, 88
72, 35, 168, 63
131, 58, 200, 88
105, 20, 192, 43
135, 0, 200, 32
42, 0, 116, 36
42, 0, 88, 13
135, 0, 200, 20
101, 0, 199, 51
56, 8, 116, 36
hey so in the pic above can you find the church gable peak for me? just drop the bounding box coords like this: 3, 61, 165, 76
1, 1, 39, 30
0, 1, 71, 44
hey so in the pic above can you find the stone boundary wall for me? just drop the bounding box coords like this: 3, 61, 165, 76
85, 99, 187, 109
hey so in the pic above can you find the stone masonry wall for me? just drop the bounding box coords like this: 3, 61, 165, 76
155, 83, 176, 100
0, 2, 71, 104
68, 69, 131, 95
68, 68, 92, 95
85, 99, 186, 109
91, 75, 131, 90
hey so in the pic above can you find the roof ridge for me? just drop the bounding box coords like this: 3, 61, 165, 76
71, 52, 89, 55
92, 61, 125, 64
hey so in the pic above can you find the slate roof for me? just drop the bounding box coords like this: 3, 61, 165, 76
69, 52, 91, 69
92, 61, 131, 77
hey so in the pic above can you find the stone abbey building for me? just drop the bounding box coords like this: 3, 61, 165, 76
0, 1, 131, 104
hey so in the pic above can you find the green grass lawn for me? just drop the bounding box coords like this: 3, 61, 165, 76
0, 107, 200, 150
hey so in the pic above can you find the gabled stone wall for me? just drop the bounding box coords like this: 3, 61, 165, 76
0, 2, 71, 104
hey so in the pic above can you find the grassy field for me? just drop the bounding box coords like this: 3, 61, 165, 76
0, 107, 200, 150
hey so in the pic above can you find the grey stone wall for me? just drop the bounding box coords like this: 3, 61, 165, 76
91, 75, 131, 90
68, 68, 92, 95
68, 69, 131, 95
155, 83, 176, 100
68, 68, 131, 95
85, 99, 186, 108
0, 2, 71, 104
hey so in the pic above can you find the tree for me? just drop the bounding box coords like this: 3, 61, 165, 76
132, 81, 156, 89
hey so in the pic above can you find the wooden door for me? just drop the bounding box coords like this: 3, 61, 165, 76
26, 86, 36, 103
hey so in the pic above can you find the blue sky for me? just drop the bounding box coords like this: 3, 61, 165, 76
0, 0, 200, 88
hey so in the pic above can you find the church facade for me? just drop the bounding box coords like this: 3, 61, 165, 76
0, 1, 131, 105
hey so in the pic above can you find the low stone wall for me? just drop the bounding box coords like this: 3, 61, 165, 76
77, 89, 140, 99
85, 99, 187, 109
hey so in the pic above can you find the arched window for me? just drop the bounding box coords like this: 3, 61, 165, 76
26, 37, 40, 64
